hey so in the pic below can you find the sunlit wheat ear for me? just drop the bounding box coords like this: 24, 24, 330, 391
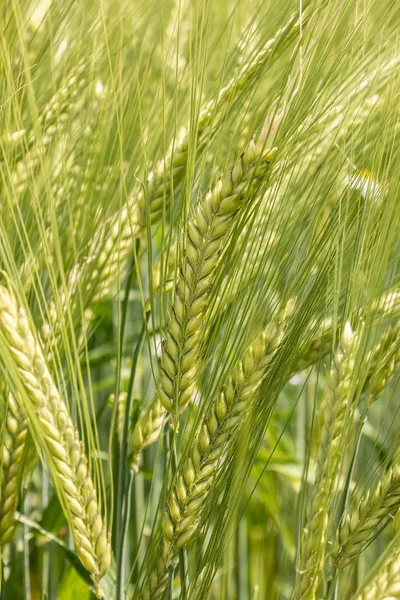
0, 287, 111, 596
139, 304, 292, 599
131, 174, 277, 470
297, 322, 357, 600
331, 445, 400, 571
157, 142, 276, 416
0, 393, 36, 548
351, 544, 400, 600
0, 276, 94, 552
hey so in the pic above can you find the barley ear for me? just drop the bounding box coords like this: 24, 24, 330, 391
157, 142, 276, 416
140, 304, 291, 599
0, 287, 111, 595
297, 322, 357, 600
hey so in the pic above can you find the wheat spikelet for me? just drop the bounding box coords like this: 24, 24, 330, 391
332, 445, 400, 570
139, 305, 291, 599
0, 287, 111, 596
351, 545, 400, 600
0, 393, 36, 547
157, 142, 276, 415
297, 322, 357, 600
130, 395, 165, 472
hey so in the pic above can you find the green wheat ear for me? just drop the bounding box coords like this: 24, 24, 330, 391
139, 302, 292, 599
297, 322, 357, 600
0, 287, 111, 597
157, 142, 276, 416
129, 143, 276, 470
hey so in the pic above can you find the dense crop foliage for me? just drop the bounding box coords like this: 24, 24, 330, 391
0, 1, 400, 599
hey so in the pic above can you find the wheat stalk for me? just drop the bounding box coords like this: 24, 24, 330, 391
0, 287, 111, 596
139, 305, 291, 599
297, 322, 357, 600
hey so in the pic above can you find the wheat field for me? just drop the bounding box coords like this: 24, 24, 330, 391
0, 0, 400, 599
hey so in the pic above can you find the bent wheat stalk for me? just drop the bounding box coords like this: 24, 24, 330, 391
139, 305, 291, 599
297, 322, 357, 600
0, 287, 111, 597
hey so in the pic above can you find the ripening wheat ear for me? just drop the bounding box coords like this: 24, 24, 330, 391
157, 142, 276, 416
132, 10, 299, 229
0, 287, 111, 597
130, 142, 276, 470
0, 270, 96, 550
296, 322, 357, 600
139, 304, 292, 600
